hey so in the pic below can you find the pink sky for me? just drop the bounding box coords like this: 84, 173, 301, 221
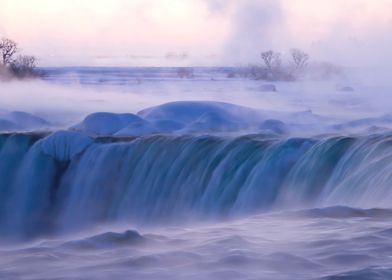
1, 0, 391, 66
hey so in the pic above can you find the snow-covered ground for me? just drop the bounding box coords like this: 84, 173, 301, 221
1, 67, 392, 136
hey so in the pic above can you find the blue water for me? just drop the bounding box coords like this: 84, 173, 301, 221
40, 66, 236, 87
1, 130, 392, 279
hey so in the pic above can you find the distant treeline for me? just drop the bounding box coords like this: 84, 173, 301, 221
225, 49, 343, 81
175, 49, 343, 81
0, 38, 42, 80
0, 39, 342, 82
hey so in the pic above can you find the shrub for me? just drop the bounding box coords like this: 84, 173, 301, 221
9, 55, 40, 78
259, 48, 311, 81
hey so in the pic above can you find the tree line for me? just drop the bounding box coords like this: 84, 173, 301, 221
244, 48, 310, 81
228, 48, 343, 81
260, 48, 309, 81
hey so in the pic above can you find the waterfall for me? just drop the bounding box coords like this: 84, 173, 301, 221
1, 131, 392, 239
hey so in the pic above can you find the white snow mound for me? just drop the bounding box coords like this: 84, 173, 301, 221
37, 131, 93, 161
71, 112, 145, 136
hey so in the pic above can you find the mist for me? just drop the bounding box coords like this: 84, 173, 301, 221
207, 0, 392, 68
1, 0, 391, 67
1, 67, 392, 137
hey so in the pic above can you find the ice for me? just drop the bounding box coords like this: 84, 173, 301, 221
68, 101, 268, 136
259, 119, 288, 135
5, 111, 50, 128
259, 84, 277, 92
37, 130, 93, 161
0, 119, 19, 131
152, 120, 185, 133
181, 111, 243, 133
333, 115, 392, 132
138, 101, 262, 124
71, 112, 145, 136
114, 120, 158, 136
138, 101, 263, 133
0, 111, 51, 132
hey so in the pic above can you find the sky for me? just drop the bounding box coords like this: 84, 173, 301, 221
0, 0, 391, 66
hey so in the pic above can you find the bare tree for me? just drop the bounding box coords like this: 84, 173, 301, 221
272, 52, 282, 69
257, 48, 311, 81
0, 38, 18, 65
10, 55, 38, 77
261, 50, 283, 80
261, 50, 274, 72
290, 48, 309, 71
13, 55, 36, 68
0, 38, 41, 80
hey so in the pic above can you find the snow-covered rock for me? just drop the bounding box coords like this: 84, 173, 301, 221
0, 111, 51, 131
138, 101, 262, 130
152, 120, 185, 133
332, 115, 392, 132
115, 120, 158, 136
181, 111, 242, 133
259, 84, 277, 92
71, 112, 145, 136
36, 131, 93, 161
259, 119, 288, 135
5, 111, 51, 128
0, 119, 19, 131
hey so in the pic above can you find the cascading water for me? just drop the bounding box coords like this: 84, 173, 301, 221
2, 130, 392, 240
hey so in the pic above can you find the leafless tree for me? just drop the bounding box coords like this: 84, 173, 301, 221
13, 55, 36, 68
10, 55, 38, 77
0, 38, 18, 65
272, 52, 282, 69
290, 48, 309, 71
261, 50, 284, 80
261, 50, 274, 71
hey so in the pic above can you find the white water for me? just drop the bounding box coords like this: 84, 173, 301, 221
2, 208, 392, 280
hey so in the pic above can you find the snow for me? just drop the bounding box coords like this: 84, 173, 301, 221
152, 120, 185, 133
259, 84, 277, 92
137, 101, 263, 134
0, 119, 19, 131
71, 112, 145, 136
181, 111, 243, 133
3, 67, 392, 136
1, 98, 387, 137
138, 101, 261, 124
114, 120, 158, 136
69, 101, 266, 136
332, 115, 392, 132
259, 119, 288, 135
0, 111, 51, 132
5, 111, 50, 127
37, 130, 93, 161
